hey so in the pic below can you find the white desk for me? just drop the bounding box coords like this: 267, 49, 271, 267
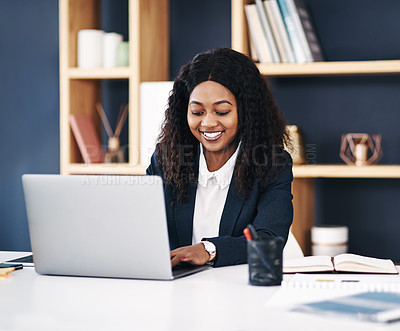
1, 251, 399, 331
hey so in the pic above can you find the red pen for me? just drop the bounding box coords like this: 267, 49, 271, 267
243, 227, 252, 240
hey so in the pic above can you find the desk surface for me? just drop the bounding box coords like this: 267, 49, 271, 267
1, 251, 400, 331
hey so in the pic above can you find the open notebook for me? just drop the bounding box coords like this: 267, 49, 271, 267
283, 253, 398, 274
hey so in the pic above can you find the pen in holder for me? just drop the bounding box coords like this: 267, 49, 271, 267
245, 225, 284, 286
96, 102, 128, 163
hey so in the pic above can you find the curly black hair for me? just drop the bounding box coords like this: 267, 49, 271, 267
156, 48, 289, 201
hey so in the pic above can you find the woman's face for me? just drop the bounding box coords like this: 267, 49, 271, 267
187, 80, 239, 157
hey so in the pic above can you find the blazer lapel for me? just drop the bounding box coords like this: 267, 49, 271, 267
173, 184, 197, 246
219, 174, 245, 236
173, 147, 200, 246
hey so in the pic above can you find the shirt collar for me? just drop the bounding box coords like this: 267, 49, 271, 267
198, 142, 240, 189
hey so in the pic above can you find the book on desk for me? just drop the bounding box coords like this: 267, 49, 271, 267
283, 253, 398, 274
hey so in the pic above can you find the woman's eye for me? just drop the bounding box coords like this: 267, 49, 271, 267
191, 111, 203, 116
216, 111, 229, 116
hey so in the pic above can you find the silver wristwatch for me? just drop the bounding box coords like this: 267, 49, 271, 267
201, 241, 216, 261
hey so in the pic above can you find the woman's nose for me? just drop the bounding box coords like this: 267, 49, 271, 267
201, 113, 218, 127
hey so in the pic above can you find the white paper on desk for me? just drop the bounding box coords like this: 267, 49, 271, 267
293, 292, 400, 323
266, 273, 400, 309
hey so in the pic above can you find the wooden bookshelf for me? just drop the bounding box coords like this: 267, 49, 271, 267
59, 0, 169, 175
65, 163, 147, 175
68, 68, 132, 79
231, 0, 400, 254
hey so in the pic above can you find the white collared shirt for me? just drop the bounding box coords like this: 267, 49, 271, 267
192, 143, 240, 244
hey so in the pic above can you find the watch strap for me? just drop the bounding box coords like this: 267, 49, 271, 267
201, 241, 216, 261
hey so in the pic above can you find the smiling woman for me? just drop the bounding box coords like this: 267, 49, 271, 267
187, 80, 239, 171
146, 48, 293, 267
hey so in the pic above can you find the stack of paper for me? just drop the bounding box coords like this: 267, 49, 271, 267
267, 273, 400, 309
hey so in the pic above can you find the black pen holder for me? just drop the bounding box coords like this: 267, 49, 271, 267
247, 237, 284, 286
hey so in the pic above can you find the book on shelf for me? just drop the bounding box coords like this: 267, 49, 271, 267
264, 0, 295, 63
244, 4, 273, 63
249, 36, 259, 62
283, 253, 399, 274
69, 114, 104, 164
276, 0, 307, 63
255, 0, 281, 63
284, 0, 313, 62
293, 0, 324, 61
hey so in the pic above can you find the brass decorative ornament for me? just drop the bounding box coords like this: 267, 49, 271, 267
285, 125, 306, 165
340, 133, 383, 166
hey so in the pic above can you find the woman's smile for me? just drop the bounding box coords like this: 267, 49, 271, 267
200, 130, 224, 141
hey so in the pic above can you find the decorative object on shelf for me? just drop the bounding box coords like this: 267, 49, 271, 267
285, 125, 306, 164
311, 225, 348, 257
77, 29, 127, 69
69, 114, 104, 164
102, 32, 123, 68
340, 133, 383, 166
105, 136, 124, 163
77, 29, 104, 68
96, 102, 128, 163
116, 41, 129, 67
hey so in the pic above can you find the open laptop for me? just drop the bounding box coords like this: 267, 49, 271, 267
22, 174, 210, 280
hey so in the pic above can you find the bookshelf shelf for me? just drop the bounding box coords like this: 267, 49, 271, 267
293, 165, 400, 179
66, 163, 147, 175
66, 163, 400, 180
257, 60, 400, 76
68, 67, 132, 79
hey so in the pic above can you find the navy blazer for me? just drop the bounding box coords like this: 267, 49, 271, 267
146, 149, 293, 267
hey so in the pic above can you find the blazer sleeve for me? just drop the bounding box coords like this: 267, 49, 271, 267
205, 155, 294, 267
146, 151, 162, 177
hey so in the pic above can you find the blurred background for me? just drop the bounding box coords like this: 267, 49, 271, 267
1, 0, 400, 261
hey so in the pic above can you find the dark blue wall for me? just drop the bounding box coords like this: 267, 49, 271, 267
1, 0, 400, 261
0, 1, 60, 250
169, 0, 231, 79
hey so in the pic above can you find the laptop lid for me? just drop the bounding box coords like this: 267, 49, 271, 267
22, 174, 177, 280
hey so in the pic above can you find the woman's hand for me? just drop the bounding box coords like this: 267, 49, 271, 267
170, 243, 210, 267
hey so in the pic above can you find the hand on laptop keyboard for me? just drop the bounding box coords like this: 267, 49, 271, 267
170, 243, 210, 267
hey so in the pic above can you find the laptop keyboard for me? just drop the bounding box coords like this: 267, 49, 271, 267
172, 262, 210, 278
